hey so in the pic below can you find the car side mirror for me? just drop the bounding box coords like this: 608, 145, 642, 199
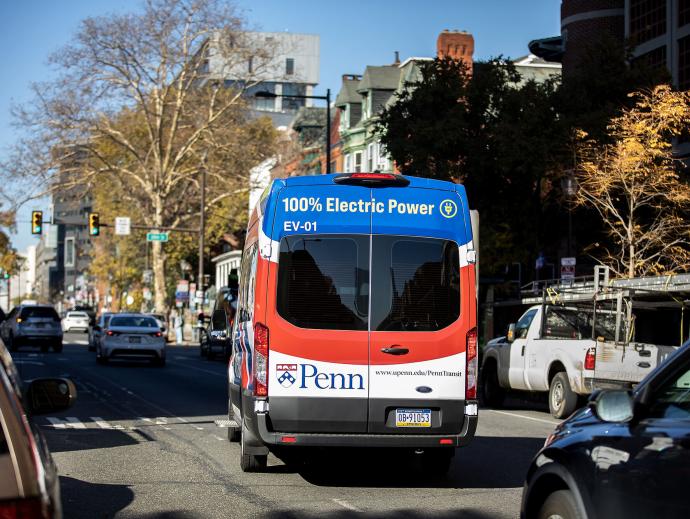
26, 378, 77, 415
591, 390, 634, 423
506, 323, 516, 343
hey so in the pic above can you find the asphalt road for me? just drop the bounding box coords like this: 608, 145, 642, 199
12, 333, 561, 519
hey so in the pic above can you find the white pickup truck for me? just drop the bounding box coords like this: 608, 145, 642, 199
481, 302, 678, 418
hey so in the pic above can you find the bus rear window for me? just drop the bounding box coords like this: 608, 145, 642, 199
277, 235, 369, 330
371, 237, 460, 332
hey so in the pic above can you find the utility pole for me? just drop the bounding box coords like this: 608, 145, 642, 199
198, 152, 207, 301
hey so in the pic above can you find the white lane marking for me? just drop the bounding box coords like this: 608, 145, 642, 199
166, 360, 225, 378
91, 417, 124, 430
138, 416, 170, 430
12, 360, 45, 366
89, 374, 208, 434
46, 417, 86, 429
213, 435, 224, 441
332, 499, 361, 512
488, 409, 559, 426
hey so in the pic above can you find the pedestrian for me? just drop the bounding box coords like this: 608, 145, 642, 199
174, 310, 184, 345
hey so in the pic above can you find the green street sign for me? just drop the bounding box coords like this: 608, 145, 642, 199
146, 232, 169, 242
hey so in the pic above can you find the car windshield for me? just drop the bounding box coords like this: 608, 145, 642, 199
109, 316, 158, 328
20, 307, 60, 320
68, 312, 88, 318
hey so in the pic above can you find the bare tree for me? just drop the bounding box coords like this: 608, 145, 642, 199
575, 85, 690, 278
3, 0, 278, 311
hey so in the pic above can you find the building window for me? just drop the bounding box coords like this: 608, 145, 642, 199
632, 45, 668, 73
286, 58, 295, 75
65, 237, 75, 268
282, 83, 306, 111
367, 143, 375, 171
248, 57, 253, 74
344, 153, 352, 173
378, 143, 390, 171
629, 0, 666, 45
679, 35, 690, 90
680, 0, 690, 27
354, 152, 362, 173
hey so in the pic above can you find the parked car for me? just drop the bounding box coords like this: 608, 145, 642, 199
199, 307, 232, 360
146, 313, 169, 342
62, 311, 90, 333
0, 305, 63, 353
96, 313, 165, 366
521, 340, 690, 519
88, 312, 114, 352
0, 336, 77, 518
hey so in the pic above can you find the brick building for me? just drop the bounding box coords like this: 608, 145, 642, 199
531, 0, 690, 89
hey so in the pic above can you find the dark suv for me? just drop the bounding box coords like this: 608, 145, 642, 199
0, 305, 63, 352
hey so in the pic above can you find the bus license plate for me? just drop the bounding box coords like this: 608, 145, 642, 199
395, 409, 431, 428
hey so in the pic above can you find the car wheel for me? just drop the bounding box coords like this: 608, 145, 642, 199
239, 422, 267, 472
481, 363, 505, 408
199, 334, 208, 357
549, 372, 578, 419
538, 489, 583, 519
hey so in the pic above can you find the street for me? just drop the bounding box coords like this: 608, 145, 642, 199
14, 333, 560, 519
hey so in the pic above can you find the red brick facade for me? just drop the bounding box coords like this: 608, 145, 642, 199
437, 30, 474, 70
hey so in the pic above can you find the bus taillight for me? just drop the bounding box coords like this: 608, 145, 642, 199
253, 323, 269, 397
466, 328, 478, 400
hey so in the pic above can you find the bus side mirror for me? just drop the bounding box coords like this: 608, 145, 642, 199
507, 323, 516, 343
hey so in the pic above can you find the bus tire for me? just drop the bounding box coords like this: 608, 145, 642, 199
240, 423, 267, 472
549, 372, 578, 419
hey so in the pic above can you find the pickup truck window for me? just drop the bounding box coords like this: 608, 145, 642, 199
543, 307, 591, 340
515, 309, 537, 339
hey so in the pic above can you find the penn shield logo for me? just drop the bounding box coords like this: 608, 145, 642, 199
276, 364, 297, 387
440, 199, 458, 219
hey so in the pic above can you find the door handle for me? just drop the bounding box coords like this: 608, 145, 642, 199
381, 346, 409, 355
637, 361, 651, 368
521, 345, 526, 356
638, 349, 651, 357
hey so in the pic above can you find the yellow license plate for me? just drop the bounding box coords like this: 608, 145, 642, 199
395, 409, 431, 427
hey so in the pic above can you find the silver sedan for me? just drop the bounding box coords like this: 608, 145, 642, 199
96, 313, 166, 366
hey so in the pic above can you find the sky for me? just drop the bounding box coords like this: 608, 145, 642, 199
0, 0, 561, 253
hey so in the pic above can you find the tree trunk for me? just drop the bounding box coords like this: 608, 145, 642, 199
152, 241, 166, 312
152, 201, 167, 313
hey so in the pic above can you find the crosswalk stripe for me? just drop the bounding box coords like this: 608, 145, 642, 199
46, 417, 86, 429
91, 417, 124, 430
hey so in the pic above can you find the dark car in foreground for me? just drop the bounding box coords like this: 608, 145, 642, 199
521, 340, 690, 519
0, 337, 77, 517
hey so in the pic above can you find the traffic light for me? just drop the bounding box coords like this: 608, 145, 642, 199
88, 212, 100, 236
31, 211, 43, 235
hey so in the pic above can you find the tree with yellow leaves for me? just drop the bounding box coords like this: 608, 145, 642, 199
575, 85, 690, 278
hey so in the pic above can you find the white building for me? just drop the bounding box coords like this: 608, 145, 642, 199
201, 31, 320, 127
